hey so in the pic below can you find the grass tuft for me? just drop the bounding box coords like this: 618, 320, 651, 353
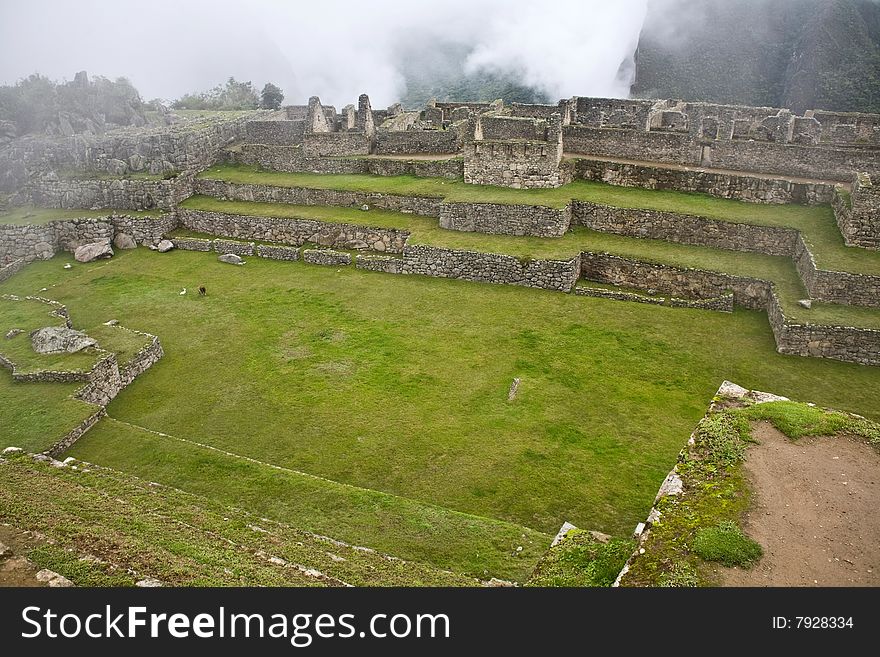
692, 520, 763, 567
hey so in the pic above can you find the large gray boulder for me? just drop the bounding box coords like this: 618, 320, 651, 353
218, 253, 244, 265
113, 233, 137, 250
74, 239, 113, 263
157, 239, 174, 253
30, 326, 97, 354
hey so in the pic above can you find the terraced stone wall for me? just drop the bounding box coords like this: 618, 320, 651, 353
792, 234, 880, 308
571, 201, 798, 256
177, 208, 409, 253
0, 113, 259, 192
192, 178, 443, 216
0, 214, 177, 264
439, 202, 570, 237
22, 173, 194, 211
579, 251, 772, 310
767, 291, 880, 366
833, 174, 880, 249
572, 157, 835, 205
357, 245, 580, 292
228, 144, 463, 178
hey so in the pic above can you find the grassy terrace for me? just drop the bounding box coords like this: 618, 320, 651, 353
0, 206, 164, 226
179, 196, 880, 330
197, 164, 880, 276
0, 450, 477, 586
3, 250, 880, 580
0, 297, 152, 453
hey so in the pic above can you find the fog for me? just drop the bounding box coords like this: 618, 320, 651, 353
0, 0, 648, 106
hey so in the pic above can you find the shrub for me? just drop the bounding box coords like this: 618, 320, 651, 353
693, 521, 762, 567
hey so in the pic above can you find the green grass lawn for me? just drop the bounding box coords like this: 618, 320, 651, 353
197, 164, 880, 276
178, 196, 880, 330
0, 206, 164, 226
3, 248, 880, 578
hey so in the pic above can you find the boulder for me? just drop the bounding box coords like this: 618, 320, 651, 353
218, 253, 244, 265
128, 153, 146, 172
74, 239, 113, 263
107, 158, 128, 177
157, 239, 174, 253
5, 328, 22, 340
113, 233, 137, 250
30, 326, 97, 354
798, 299, 813, 309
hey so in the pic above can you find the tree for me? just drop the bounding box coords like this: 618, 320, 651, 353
171, 77, 260, 111
260, 83, 284, 110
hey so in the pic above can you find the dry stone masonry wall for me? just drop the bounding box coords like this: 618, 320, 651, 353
572, 157, 836, 205
178, 208, 409, 253
571, 201, 799, 256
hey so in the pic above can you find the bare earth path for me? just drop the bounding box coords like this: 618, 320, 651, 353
720, 422, 880, 586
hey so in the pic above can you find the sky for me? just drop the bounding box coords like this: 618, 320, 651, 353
0, 0, 650, 107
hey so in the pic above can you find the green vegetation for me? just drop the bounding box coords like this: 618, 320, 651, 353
692, 521, 763, 566
0, 450, 477, 586
739, 400, 880, 447
172, 77, 263, 111
658, 562, 699, 588
0, 72, 145, 138
27, 544, 138, 587
3, 250, 880, 581
68, 418, 548, 582
525, 530, 634, 587
0, 206, 164, 226
179, 194, 880, 329
197, 164, 880, 276
0, 297, 99, 374
622, 401, 880, 586
621, 408, 755, 586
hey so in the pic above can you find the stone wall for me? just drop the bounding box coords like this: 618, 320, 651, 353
228, 144, 463, 179
564, 125, 697, 165
256, 244, 300, 261
567, 96, 880, 182
465, 114, 567, 189
0, 112, 261, 191
303, 132, 371, 157
571, 201, 798, 256
23, 173, 194, 211
0, 213, 176, 264
439, 202, 571, 237
302, 248, 352, 266
706, 140, 880, 183
357, 245, 581, 292
574, 284, 734, 312
48, 408, 106, 457
834, 174, 880, 249
579, 251, 772, 310
767, 290, 880, 366
0, 258, 26, 283
793, 234, 880, 308
213, 238, 255, 256
193, 178, 442, 217
245, 119, 306, 146
572, 157, 835, 205
375, 130, 460, 155
177, 208, 410, 253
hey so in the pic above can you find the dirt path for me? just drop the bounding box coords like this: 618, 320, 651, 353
0, 525, 48, 586
719, 422, 879, 586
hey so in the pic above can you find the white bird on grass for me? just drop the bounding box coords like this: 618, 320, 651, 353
179, 288, 187, 296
